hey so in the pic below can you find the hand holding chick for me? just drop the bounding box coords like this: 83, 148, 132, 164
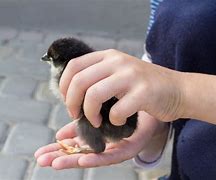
41, 38, 138, 153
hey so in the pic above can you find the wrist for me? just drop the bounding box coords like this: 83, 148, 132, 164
180, 72, 215, 121
167, 70, 189, 120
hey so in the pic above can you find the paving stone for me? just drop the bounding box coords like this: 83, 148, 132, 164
3, 43, 44, 65
6, 31, 45, 64
0, 121, 9, 143
86, 165, 138, 180
0, 75, 5, 86
3, 123, 54, 156
116, 39, 144, 58
0, 46, 17, 60
0, 155, 28, 180
35, 81, 58, 104
1, 76, 38, 98
0, 27, 17, 42
0, 97, 51, 124
49, 103, 71, 130
16, 43, 44, 63
18, 30, 44, 43
0, 59, 49, 81
31, 165, 84, 180
80, 35, 117, 50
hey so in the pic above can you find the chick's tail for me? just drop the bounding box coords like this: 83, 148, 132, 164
77, 115, 105, 153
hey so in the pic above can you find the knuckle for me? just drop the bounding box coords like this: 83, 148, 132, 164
67, 59, 75, 69
67, 58, 81, 71
72, 73, 84, 87
126, 67, 137, 77
106, 48, 118, 54
108, 54, 125, 66
85, 86, 99, 102
140, 80, 151, 93
105, 49, 127, 65
114, 54, 124, 62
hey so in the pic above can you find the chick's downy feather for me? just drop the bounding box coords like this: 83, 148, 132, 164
42, 37, 138, 153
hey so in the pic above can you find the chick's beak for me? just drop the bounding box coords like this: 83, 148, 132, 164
41, 53, 50, 62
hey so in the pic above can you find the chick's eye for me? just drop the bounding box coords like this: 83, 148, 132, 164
48, 56, 53, 61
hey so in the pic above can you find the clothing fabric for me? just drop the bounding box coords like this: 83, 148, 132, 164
148, 0, 164, 32
146, 0, 216, 179
133, 124, 174, 170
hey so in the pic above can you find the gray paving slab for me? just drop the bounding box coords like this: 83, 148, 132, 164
3, 123, 54, 156
14, 43, 45, 63
49, 103, 72, 130
0, 97, 51, 124
0, 75, 5, 85
1, 76, 38, 98
31, 165, 84, 180
0, 121, 9, 143
0, 59, 49, 80
0, 27, 17, 42
0, 46, 16, 60
35, 81, 58, 104
0, 155, 28, 180
18, 30, 44, 43
86, 165, 138, 180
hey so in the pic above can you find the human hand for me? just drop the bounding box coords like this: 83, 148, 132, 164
59, 49, 184, 127
34, 112, 167, 169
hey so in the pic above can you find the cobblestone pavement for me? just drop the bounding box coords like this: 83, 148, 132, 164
0, 27, 152, 180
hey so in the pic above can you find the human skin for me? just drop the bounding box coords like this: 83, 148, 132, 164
35, 49, 216, 169
35, 112, 168, 169
59, 49, 185, 127
59, 49, 216, 125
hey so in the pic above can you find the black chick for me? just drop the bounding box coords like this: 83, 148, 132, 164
41, 37, 138, 153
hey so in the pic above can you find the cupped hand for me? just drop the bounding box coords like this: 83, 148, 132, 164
34, 112, 165, 169
59, 49, 184, 127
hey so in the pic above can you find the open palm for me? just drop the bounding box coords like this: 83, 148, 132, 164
34, 112, 160, 169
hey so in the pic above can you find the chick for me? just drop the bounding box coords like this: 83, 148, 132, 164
41, 38, 138, 153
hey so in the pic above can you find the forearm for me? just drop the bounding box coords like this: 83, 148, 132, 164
181, 72, 216, 124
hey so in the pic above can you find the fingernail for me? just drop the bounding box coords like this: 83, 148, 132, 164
111, 118, 126, 126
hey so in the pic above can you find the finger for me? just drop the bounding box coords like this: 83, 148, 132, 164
37, 151, 66, 167
56, 121, 78, 140
109, 90, 141, 126
35, 139, 77, 159
83, 73, 129, 127
65, 61, 111, 119
34, 143, 61, 159
52, 154, 83, 169
59, 51, 106, 99
78, 147, 132, 167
